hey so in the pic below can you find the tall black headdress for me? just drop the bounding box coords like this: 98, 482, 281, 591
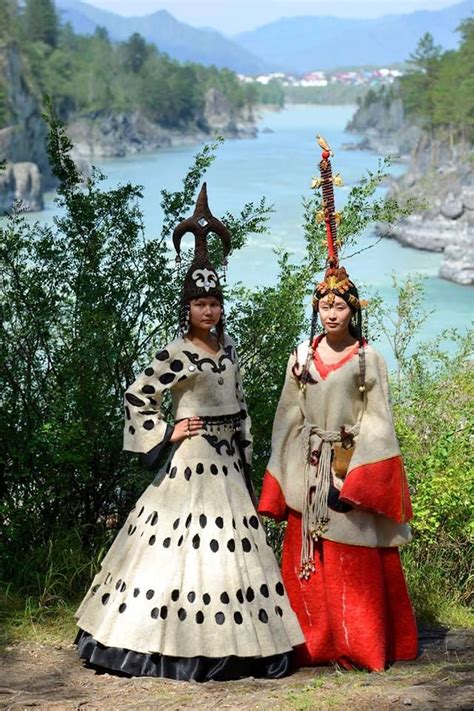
173, 183, 231, 306
301, 135, 367, 392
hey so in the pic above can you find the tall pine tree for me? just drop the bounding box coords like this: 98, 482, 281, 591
23, 0, 58, 48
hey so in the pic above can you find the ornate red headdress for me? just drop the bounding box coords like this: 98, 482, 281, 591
300, 135, 367, 394
311, 135, 362, 312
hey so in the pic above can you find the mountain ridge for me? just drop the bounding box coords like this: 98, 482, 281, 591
56, 0, 268, 74
234, 1, 473, 71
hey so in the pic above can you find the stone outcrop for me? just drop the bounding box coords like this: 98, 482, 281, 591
347, 92, 474, 286
0, 161, 43, 212
67, 87, 257, 162
0, 42, 54, 211
346, 92, 422, 158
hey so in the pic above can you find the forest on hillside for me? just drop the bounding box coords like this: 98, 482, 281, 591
0, 0, 283, 132
360, 19, 474, 143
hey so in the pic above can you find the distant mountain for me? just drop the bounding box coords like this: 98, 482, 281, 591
56, 0, 268, 74
234, 1, 473, 72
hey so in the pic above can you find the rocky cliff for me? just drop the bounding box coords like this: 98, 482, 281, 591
68, 87, 256, 161
0, 42, 257, 212
0, 42, 54, 212
347, 94, 474, 286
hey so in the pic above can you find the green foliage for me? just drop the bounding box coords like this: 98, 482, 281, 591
0, 111, 271, 597
8, 13, 269, 130
400, 23, 474, 141
370, 275, 473, 623
23, 0, 58, 48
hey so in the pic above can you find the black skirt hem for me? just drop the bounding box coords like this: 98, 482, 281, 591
75, 629, 293, 682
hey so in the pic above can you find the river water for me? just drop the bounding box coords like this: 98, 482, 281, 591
34, 104, 472, 364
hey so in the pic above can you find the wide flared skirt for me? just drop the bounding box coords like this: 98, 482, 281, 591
75, 430, 304, 679
281, 510, 418, 671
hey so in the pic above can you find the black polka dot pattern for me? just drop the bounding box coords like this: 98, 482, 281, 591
236, 589, 244, 604
170, 360, 184, 372
210, 539, 219, 552
276, 582, 285, 596
199, 514, 207, 528
234, 611, 243, 624
163, 537, 171, 548
146, 589, 155, 600
192, 534, 200, 549
215, 517, 224, 529
220, 592, 230, 604
141, 384, 155, 394
203, 593, 211, 605
246, 587, 255, 602
125, 393, 145, 407
196, 611, 204, 624
210, 464, 218, 475
260, 584, 269, 598
169, 466, 177, 479
178, 608, 187, 621
249, 516, 259, 529
184, 467, 192, 481
215, 612, 225, 625
151, 607, 159, 619
101, 593, 110, 605
159, 373, 175, 385
149, 535, 156, 545
144, 367, 154, 376
187, 591, 196, 603
171, 589, 179, 601
155, 350, 169, 361
173, 518, 180, 530
275, 606, 283, 616
242, 538, 251, 553
258, 609, 268, 623
160, 606, 168, 619
227, 539, 235, 552
119, 603, 127, 613
133, 588, 140, 597
196, 463, 204, 474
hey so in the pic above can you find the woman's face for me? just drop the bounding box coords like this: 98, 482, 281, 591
189, 296, 222, 331
318, 294, 352, 336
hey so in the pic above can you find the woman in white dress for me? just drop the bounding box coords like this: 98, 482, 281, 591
75, 184, 304, 681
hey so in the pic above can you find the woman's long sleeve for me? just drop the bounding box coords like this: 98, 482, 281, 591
339, 352, 413, 524
123, 345, 179, 457
258, 351, 305, 521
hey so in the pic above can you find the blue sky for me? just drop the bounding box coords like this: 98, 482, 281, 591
80, 0, 468, 33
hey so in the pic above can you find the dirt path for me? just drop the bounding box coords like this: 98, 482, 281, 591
0, 629, 472, 710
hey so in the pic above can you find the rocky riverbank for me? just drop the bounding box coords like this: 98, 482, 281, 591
346, 94, 474, 285
68, 87, 257, 162
0, 43, 257, 213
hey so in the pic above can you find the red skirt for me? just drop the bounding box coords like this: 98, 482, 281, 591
282, 510, 418, 671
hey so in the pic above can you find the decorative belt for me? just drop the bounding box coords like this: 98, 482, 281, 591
175, 412, 241, 431
300, 421, 360, 580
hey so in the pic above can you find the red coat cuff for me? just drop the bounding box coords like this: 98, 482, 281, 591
340, 455, 413, 524
258, 470, 288, 522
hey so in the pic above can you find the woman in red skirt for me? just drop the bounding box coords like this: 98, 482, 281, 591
258, 137, 418, 672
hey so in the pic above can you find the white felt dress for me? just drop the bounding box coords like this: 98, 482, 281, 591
75, 335, 304, 659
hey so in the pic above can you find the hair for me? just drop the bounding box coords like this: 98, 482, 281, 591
301, 281, 366, 393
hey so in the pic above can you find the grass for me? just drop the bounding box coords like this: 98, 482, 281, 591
0, 588, 79, 647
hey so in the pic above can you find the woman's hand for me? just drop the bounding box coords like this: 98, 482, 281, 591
170, 417, 204, 443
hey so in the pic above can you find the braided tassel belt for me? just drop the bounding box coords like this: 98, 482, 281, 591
300, 422, 360, 580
